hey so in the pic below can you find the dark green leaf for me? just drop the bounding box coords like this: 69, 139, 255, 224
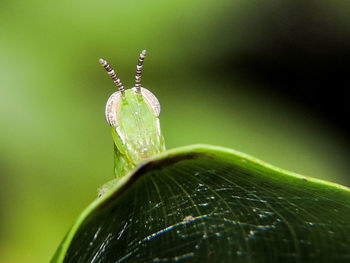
52, 145, 350, 262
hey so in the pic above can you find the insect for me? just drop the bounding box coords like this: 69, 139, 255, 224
98, 50, 165, 195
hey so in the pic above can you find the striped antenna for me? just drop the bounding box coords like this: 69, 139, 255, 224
99, 58, 125, 96
135, 50, 147, 94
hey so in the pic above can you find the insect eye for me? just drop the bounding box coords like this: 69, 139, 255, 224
138, 87, 161, 117
105, 91, 122, 126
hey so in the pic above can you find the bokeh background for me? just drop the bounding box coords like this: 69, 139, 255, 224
1, 0, 349, 262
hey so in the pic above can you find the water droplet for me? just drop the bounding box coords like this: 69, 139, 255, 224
183, 215, 194, 223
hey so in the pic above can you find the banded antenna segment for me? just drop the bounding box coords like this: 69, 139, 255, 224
99, 58, 125, 96
135, 50, 147, 95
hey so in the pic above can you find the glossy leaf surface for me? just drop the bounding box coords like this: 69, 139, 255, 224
52, 145, 350, 262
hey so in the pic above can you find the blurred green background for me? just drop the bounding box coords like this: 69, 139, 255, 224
1, 0, 349, 262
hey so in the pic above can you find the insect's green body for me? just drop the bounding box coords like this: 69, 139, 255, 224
98, 51, 165, 196
111, 89, 165, 178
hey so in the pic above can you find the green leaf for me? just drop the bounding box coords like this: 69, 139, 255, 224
52, 145, 350, 262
